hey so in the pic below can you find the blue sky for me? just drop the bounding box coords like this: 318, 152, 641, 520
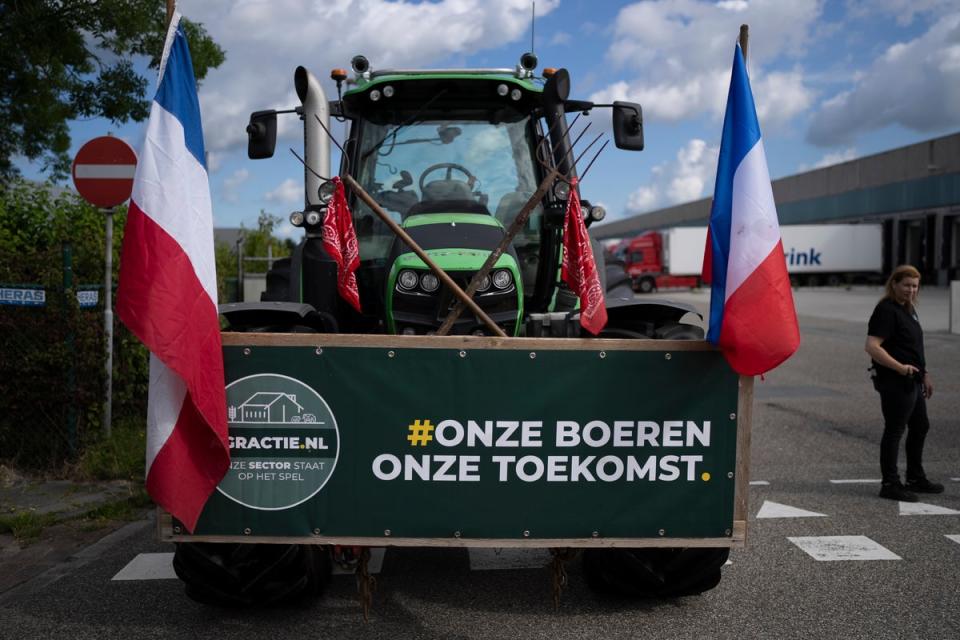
22, 0, 960, 237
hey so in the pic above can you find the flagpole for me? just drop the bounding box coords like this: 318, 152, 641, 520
738, 24, 749, 62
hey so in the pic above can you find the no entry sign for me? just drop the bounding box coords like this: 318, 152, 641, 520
71, 136, 138, 208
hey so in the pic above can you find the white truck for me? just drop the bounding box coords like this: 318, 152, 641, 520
621, 223, 883, 291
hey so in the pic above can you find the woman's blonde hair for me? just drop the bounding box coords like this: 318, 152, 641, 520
883, 264, 921, 307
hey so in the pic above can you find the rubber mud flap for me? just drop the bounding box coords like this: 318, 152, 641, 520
173, 542, 331, 607
582, 547, 729, 598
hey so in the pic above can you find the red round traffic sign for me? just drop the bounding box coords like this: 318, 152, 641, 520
71, 136, 138, 208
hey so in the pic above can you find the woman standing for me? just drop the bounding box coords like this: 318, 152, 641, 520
865, 265, 944, 502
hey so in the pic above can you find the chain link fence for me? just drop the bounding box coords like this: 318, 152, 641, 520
0, 243, 148, 469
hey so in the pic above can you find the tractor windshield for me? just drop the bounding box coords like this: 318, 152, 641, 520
351, 115, 543, 263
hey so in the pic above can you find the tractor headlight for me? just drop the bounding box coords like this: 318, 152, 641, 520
370, 88, 382, 102
510, 88, 522, 101
305, 210, 322, 226
476, 274, 491, 292
496, 83, 509, 97
382, 85, 395, 98
420, 272, 439, 292
492, 269, 512, 290
398, 269, 418, 290
289, 211, 305, 227
318, 180, 337, 203
553, 181, 570, 201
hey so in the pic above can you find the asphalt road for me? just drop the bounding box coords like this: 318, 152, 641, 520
2, 287, 958, 639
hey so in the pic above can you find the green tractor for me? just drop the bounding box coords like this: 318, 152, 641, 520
174, 53, 728, 606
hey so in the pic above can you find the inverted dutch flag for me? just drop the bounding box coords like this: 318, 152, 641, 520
704, 44, 799, 376
116, 12, 229, 532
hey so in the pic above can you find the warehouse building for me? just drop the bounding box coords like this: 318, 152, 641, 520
592, 131, 960, 286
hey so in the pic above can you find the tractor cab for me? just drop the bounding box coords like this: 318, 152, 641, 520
244, 54, 649, 336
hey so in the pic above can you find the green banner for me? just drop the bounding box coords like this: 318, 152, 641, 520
193, 343, 740, 541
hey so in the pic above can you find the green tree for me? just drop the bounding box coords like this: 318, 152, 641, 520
241, 210, 292, 275
0, 1, 225, 180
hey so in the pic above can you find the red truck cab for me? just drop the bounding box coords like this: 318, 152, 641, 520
622, 232, 700, 293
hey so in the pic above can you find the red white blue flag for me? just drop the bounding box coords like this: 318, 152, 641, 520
704, 44, 799, 375
116, 12, 229, 532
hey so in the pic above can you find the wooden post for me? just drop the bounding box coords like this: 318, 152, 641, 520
738, 24, 749, 62
166, 0, 175, 27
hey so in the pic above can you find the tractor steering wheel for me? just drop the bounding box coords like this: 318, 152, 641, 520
418, 162, 477, 193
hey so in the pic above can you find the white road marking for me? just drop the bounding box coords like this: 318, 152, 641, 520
756, 500, 827, 519
899, 502, 960, 516
333, 548, 385, 575
468, 548, 552, 571
829, 479, 881, 484
788, 536, 901, 561
946, 535, 960, 546
112, 553, 177, 580
749, 480, 770, 486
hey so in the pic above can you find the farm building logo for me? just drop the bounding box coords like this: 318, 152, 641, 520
217, 374, 340, 510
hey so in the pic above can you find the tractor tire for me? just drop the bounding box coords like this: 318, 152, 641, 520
582, 316, 726, 599
637, 277, 655, 294
261, 257, 293, 302
173, 542, 331, 607
582, 547, 729, 598
655, 322, 704, 340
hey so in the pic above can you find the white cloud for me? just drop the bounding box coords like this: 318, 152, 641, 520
180, 0, 560, 153
549, 32, 572, 46
625, 138, 719, 214
807, 14, 960, 146
589, 0, 820, 126
265, 178, 301, 204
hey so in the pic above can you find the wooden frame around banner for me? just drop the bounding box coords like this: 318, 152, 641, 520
158, 333, 752, 549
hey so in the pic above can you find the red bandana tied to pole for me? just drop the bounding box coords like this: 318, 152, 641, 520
322, 177, 361, 312
561, 178, 607, 335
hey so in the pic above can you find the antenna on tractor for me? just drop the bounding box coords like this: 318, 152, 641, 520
531, 1, 535, 56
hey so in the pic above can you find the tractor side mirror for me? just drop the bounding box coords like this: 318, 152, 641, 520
246, 110, 278, 159
612, 101, 644, 151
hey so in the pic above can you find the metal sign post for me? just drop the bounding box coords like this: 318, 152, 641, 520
71, 135, 138, 438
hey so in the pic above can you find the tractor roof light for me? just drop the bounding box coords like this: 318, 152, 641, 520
543, 67, 557, 78
382, 84, 395, 98
520, 52, 538, 71
496, 83, 509, 97
330, 68, 348, 82
590, 205, 607, 222
369, 88, 382, 102
289, 211, 305, 227
492, 269, 512, 290
351, 55, 370, 74
420, 272, 440, 292
510, 88, 522, 101
398, 269, 418, 291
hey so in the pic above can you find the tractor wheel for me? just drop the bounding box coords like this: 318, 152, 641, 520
582, 547, 729, 598
655, 322, 704, 340
261, 257, 292, 302
173, 542, 331, 607
637, 277, 655, 294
